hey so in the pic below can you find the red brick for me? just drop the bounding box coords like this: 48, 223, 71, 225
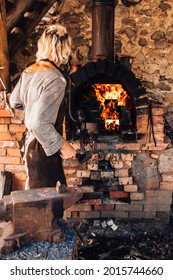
77, 170, 90, 178
12, 180, 26, 190
0, 163, 5, 170
71, 211, 79, 219
87, 163, 98, 171
152, 107, 164, 115
143, 211, 156, 219
144, 204, 171, 212
129, 212, 144, 219
0, 109, 13, 117
121, 154, 134, 161
64, 169, 76, 176
64, 210, 71, 219
7, 148, 21, 157
11, 118, 23, 124
0, 118, 11, 124
110, 160, 124, 168
9, 124, 26, 133
115, 143, 141, 151
5, 164, 25, 173
101, 210, 128, 218
152, 115, 164, 124
124, 160, 132, 168
124, 184, 138, 192
118, 177, 133, 185
115, 169, 129, 177
142, 143, 168, 151
79, 211, 100, 219
152, 124, 164, 132
68, 205, 91, 211
81, 186, 94, 193
0, 149, 6, 156
112, 153, 120, 160
0, 132, 23, 141
160, 182, 173, 190
0, 140, 16, 148
94, 204, 114, 211
161, 174, 173, 182
130, 192, 144, 200
66, 177, 82, 186
0, 156, 20, 164
115, 204, 143, 211
109, 191, 129, 199
100, 171, 114, 178
0, 125, 8, 132
13, 172, 26, 181
78, 199, 102, 205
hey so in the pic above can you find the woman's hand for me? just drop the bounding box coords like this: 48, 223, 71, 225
60, 141, 76, 159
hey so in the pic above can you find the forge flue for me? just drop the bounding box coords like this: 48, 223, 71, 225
0, 187, 82, 253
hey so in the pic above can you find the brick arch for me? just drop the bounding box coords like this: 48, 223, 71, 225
70, 59, 147, 100
69, 59, 149, 141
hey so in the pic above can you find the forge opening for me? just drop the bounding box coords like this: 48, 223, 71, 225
67, 82, 136, 142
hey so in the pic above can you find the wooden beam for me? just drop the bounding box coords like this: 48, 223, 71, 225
7, 0, 35, 33
8, 0, 57, 57
0, 0, 9, 91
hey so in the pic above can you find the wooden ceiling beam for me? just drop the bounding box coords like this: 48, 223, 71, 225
7, 0, 57, 57
0, 0, 9, 91
7, 0, 35, 33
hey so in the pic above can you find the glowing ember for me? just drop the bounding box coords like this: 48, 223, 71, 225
93, 84, 130, 130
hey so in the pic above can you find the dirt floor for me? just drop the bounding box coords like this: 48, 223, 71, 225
76, 217, 173, 260
1, 217, 173, 260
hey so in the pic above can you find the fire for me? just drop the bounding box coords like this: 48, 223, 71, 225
93, 84, 130, 131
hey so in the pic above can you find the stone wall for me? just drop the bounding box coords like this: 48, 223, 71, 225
10, 0, 173, 103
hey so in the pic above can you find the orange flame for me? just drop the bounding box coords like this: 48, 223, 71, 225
93, 84, 130, 130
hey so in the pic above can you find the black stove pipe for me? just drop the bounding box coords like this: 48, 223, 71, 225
92, 0, 115, 61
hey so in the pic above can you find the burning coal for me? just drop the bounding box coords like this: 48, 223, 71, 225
93, 84, 130, 131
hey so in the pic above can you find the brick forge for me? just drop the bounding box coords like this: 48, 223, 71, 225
63, 80, 172, 221
64, 61, 173, 221
0, 76, 172, 222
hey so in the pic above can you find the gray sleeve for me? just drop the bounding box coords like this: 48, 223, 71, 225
30, 76, 66, 156
9, 77, 24, 110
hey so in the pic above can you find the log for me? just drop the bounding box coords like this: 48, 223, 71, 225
0, 0, 9, 91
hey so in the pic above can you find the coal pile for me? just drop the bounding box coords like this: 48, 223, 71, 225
1, 218, 173, 260
77, 219, 173, 260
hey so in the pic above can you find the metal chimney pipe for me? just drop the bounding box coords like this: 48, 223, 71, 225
91, 0, 115, 61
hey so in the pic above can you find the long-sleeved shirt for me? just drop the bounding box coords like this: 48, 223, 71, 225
10, 68, 67, 156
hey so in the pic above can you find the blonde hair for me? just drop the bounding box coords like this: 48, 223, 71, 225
36, 24, 72, 65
